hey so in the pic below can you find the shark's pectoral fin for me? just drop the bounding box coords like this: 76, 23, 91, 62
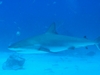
38, 47, 52, 53
68, 46, 75, 50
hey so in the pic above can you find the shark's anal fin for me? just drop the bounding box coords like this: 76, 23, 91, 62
68, 46, 75, 50
38, 47, 52, 53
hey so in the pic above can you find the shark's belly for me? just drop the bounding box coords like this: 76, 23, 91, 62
47, 42, 95, 52
17, 49, 49, 54
45, 46, 68, 52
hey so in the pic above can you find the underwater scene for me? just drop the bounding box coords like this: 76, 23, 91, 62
0, 0, 100, 75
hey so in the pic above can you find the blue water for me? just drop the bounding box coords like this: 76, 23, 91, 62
0, 0, 100, 75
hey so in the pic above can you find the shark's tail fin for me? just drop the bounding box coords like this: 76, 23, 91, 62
95, 37, 100, 50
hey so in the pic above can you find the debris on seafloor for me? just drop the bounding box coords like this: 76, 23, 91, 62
52, 63, 59, 67
75, 65, 79, 70
64, 66, 68, 69
2, 53, 25, 70
86, 51, 96, 57
44, 68, 54, 73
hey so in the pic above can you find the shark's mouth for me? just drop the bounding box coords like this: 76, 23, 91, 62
8, 47, 49, 54
8, 48, 23, 51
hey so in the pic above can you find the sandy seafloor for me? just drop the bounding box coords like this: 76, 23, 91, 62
0, 49, 100, 75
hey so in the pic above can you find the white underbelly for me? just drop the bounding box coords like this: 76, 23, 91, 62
17, 49, 49, 54
49, 46, 68, 52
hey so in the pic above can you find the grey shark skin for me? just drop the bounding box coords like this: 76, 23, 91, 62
8, 23, 100, 54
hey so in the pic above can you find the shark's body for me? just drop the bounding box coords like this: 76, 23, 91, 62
8, 23, 100, 54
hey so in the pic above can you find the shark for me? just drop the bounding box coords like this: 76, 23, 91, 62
8, 23, 100, 54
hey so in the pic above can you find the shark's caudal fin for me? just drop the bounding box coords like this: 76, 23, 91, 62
95, 37, 100, 50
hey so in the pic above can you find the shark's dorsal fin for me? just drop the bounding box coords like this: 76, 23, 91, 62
46, 22, 58, 34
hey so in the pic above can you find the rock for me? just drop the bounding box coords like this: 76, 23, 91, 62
2, 53, 25, 70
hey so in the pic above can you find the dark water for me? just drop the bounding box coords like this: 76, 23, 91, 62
0, 0, 100, 75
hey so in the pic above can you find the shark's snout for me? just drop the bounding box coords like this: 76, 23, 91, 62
8, 45, 18, 50
8, 45, 24, 52
8, 44, 14, 49
8, 42, 23, 51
